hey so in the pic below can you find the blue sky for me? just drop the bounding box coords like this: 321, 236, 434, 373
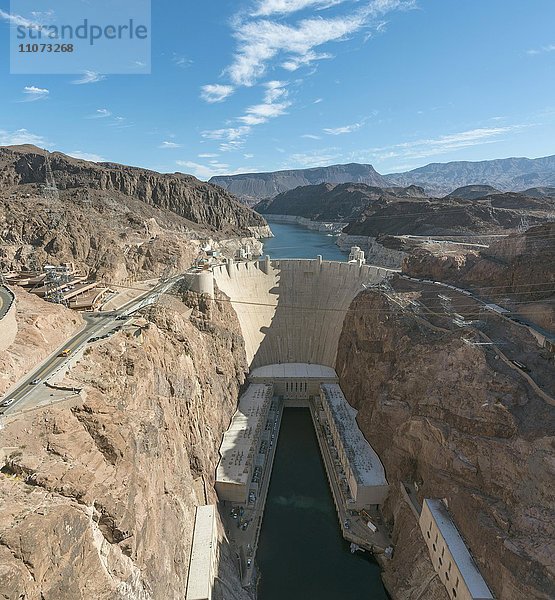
1, 0, 554, 179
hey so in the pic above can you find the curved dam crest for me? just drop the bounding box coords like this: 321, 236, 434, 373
213, 258, 395, 369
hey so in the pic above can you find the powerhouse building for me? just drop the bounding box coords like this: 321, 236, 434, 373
319, 384, 389, 507
215, 384, 273, 504
420, 499, 494, 600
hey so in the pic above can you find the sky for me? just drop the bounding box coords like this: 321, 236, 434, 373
1, 0, 554, 180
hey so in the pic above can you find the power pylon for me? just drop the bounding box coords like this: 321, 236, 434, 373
43, 155, 60, 201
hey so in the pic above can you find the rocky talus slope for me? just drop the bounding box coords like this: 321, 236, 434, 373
0, 145, 269, 282
0, 291, 250, 600
336, 290, 555, 599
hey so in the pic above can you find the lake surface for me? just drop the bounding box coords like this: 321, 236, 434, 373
257, 409, 388, 600
262, 221, 348, 261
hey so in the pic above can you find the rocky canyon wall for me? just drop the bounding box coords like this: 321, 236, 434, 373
0, 290, 251, 600
336, 290, 555, 600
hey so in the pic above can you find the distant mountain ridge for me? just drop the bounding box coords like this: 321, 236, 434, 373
209, 154, 555, 201
209, 163, 389, 205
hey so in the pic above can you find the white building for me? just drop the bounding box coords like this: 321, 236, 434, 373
319, 384, 388, 507
420, 499, 494, 600
215, 384, 273, 504
186, 505, 218, 600
348, 246, 366, 264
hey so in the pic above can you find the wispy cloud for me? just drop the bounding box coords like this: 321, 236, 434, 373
21, 86, 49, 102
323, 120, 364, 135
198, 153, 220, 158
0, 128, 47, 147
0, 8, 41, 29
285, 147, 341, 167
238, 81, 291, 125
172, 54, 192, 68
527, 43, 555, 56
72, 71, 106, 85
251, 0, 349, 17
201, 84, 235, 103
67, 151, 106, 162
201, 126, 251, 152
365, 126, 526, 162
159, 141, 182, 149
301, 133, 321, 139
88, 108, 112, 119
177, 160, 230, 179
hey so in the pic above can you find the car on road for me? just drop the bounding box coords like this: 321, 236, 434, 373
30, 378, 41, 385
59, 348, 71, 357
0, 398, 15, 407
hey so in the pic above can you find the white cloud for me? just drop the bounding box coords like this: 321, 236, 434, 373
313, 98, 323, 104
323, 121, 364, 135
251, 0, 348, 17
301, 133, 321, 139
72, 71, 106, 85
159, 141, 182, 148
201, 84, 235, 103
227, 0, 414, 86
21, 86, 49, 102
67, 151, 106, 162
244, 153, 255, 158
198, 153, 220, 158
527, 43, 555, 56
0, 128, 47, 147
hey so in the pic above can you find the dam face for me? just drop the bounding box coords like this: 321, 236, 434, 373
212, 258, 394, 369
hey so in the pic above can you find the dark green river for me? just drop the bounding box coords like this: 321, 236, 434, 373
257, 409, 388, 600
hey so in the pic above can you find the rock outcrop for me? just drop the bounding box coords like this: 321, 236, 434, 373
336, 289, 555, 599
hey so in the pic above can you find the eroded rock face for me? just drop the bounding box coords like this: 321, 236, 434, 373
0, 292, 250, 600
336, 291, 555, 600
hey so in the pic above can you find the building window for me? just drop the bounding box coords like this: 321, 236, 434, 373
445, 572, 449, 581
455, 577, 459, 588
427, 531, 430, 539
432, 544, 436, 552
438, 557, 443, 567
448, 562, 452, 572
452, 589, 457, 597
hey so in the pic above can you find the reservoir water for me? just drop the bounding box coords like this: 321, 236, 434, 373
257, 410, 388, 600
262, 221, 348, 261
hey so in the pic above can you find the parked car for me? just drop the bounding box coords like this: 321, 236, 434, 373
30, 378, 41, 385
0, 398, 15, 407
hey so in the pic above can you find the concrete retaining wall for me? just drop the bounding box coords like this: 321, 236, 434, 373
0, 286, 17, 352
213, 259, 394, 368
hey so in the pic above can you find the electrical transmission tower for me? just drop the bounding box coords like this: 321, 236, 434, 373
42, 156, 60, 201
44, 264, 71, 306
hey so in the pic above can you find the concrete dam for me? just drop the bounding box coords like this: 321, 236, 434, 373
211, 257, 395, 368
184, 256, 399, 597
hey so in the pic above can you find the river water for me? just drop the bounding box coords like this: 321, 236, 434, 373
257, 224, 388, 599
